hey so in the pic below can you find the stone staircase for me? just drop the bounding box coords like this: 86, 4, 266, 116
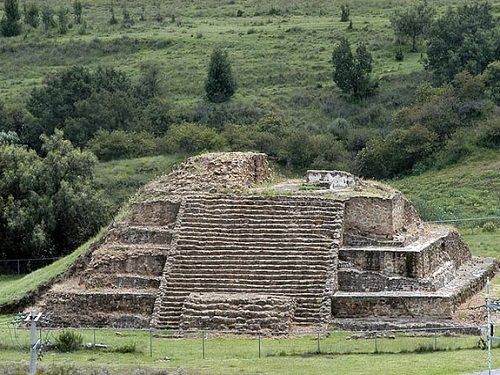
41, 200, 179, 328
152, 195, 345, 329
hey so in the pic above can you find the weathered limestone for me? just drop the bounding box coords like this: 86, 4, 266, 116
34, 152, 496, 333
179, 293, 296, 334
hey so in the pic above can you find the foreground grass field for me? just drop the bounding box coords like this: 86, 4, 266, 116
0, 327, 498, 375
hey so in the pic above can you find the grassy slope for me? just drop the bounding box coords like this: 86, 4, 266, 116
1, 0, 498, 129
94, 154, 185, 212
0, 229, 106, 307
392, 150, 500, 221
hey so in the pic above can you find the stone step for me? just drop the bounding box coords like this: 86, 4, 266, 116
48, 312, 151, 328
84, 273, 161, 289
88, 249, 167, 276
45, 289, 157, 315
181, 216, 343, 225
169, 270, 328, 278
186, 197, 344, 206
161, 286, 324, 295
185, 205, 343, 214
175, 244, 333, 253
179, 227, 338, 236
106, 225, 174, 245
182, 212, 342, 221
172, 264, 329, 273
171, 254, 332, 262
164, 278, 326, 288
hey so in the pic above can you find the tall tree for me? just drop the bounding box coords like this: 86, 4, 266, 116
73, 0, 83, 24
205, 48, 237, 103
427, 2, 500, 82
332, 38, 374, 98
0, 0, 22, 37
390, 0, 434, 52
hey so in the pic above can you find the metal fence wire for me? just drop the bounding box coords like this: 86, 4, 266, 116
0, 325, 489, 360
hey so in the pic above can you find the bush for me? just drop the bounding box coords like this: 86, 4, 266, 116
111, 342, 138, 353
477, 115, 500, 149
89, 130, 158, 161
24, 3, 40, 28
161, 123, 227, 153
54, 331, 83, 352
483, 222, 496, 233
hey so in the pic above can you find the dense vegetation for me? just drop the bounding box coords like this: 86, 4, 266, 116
0, 0, 498, 260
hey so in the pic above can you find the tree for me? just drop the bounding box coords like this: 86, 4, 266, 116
340, 4, 350, 22
73, 0, 83, 24
0, 0, 22, 37
332, 37, 374, 98
205, 48, 237, 103
390, 0, 434, 52
426, 2, 500, 82
24, 3, 40, 28
57, 7, 69, 34
0, 130, 109, 260
41, 5, 56, 32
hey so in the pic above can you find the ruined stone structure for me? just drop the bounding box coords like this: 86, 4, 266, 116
37, 152, 496, 333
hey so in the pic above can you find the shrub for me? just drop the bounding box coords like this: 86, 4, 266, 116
54, 331, 83, 352
477, 115, 500, 149
162, 123, 227, 153
24, 3, 40, 28
112, 342, 138, 353
390, 0, 434, 52
89, 130, 158, 161
483, 222, 496, 233
41, 5, 56, 32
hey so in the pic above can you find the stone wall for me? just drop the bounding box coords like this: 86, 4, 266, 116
343, 194, 422, 246
179, 293, 296, 335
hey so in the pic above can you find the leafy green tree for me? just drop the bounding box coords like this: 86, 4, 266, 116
0, 130, 108, 260
390, 0, 434, 52
41, 5, 56, 32
57, 7, 69, 34
483, 61, 500, 105
73, 0, 83, 24
205, 48, 237, 103
0, 0, 22, 37
109, 6, 118, 25
340, 4, 350, 22
332, 37, 374, 98
426, 2, 500, 82
24, 3, 40, 28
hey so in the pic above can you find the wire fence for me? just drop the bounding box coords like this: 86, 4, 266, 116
0, 325, 488, 361
0, 257, 61, 275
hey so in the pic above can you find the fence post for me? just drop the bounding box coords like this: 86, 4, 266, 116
374, 336, 378, 353
433, 332, 437, 351
258, 334, 261, 359
202, 331, 206, 359
93, 328, 96, 347
317, 332, 321, 354
17, 259, 20, 275
149, 329, 153, 357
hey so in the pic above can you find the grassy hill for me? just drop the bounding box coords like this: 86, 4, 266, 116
2, 0, 498, 130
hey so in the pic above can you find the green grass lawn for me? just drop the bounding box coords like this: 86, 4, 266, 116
0, 327, 497, 375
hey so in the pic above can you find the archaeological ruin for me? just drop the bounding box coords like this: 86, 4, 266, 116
35, 152, 496, 334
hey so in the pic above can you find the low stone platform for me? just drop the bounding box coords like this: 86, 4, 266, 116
179, 293, 296, 335
332, 257, 496, 319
